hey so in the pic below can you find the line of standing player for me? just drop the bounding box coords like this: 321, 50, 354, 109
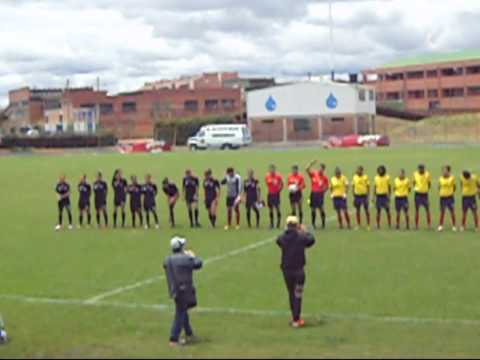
54, 162, 480, 232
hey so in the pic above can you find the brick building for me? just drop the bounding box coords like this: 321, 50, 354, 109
143, 72, 240, 91
247, 81, 376, 143
363, 50, 480, 114
3, 85, 242, 139
3, 87, 63, 134
62, 87, 242, 138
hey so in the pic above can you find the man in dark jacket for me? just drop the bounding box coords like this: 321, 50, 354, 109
277, 216, 316, 328
164, 237, 203, 347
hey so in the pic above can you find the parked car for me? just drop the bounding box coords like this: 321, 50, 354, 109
117, 140, 172, 154
19, 126, 40, 137
327, 134, 390, 148
187, 124, 252, 150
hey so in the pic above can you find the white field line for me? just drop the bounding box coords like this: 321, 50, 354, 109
84, 236, 276, 304
85, 214, 340, 304
2, 294, 480, 327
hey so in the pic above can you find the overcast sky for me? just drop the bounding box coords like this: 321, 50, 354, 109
0, 0, 479, 106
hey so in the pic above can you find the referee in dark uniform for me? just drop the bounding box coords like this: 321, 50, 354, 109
276, 216, 316, 328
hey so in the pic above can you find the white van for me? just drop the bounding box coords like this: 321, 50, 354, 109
187, 124, 252, 150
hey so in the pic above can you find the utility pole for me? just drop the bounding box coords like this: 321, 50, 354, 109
326, 0, 391, 82
329, 0, 334, 81
95, 77, 100, 135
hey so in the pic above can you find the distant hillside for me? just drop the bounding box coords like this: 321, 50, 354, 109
375, 113, 480, 144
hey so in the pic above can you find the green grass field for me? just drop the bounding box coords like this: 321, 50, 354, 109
1, 145, 480, 358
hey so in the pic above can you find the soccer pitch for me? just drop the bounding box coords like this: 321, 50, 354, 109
1, 145, 480, 358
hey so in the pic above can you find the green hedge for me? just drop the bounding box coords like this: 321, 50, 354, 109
1, 133, 118, 148
154, 115, 242, 145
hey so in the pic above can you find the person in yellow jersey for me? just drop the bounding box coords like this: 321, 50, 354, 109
374, 165, 392, 229
394, 169, 411, 230
438, 165, 457, 232
460, 170, 480, 231
412, 164, 432, 230
330, 167, 351, 229
352, 166, 370, 229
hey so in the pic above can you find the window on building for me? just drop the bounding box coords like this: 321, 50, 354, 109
407, 90, 425, 99
293, 118, 311, 132
262, 119, 274, 124
441, 67, 464, 76
386, 92, 402, 101
184, 100, 199, 112
466, 65, 480, 75
122, 102, 137, 113
44, 100, 61, 110
427, 89, 439, 98
406, 71, 424, 79
442, 88, 465, 97
358, 89, 366, 101
205, 99, 219, 111
100, 103, 113, 115
378, 74, 384, 81
429, 101, 440, 110
467, 86, 480, 96
426, 69, 438, 78
376, 92, 384, 101
222, 99, 235, 110
331, 117, 345, 122
369, 90, 375, 101
385, 73, 404, 81
80, 103, 95, 109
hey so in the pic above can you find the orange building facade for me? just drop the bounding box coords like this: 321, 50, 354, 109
363, 55, 480, 114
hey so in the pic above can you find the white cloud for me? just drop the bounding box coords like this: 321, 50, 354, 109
1, 0, 479, 107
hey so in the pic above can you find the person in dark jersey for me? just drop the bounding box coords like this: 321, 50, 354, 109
112, 169, 128, 228
78, 174, 92, 228
142, 174, 159, 229
93, 172, 109, 228
183, 169, 201, 228
128, 175, 143, 228
163, 178, 179, 228
203, 169, 221, 228
55, 174, 73, 231
244, 169, 261, 228
276, 216, 316, 328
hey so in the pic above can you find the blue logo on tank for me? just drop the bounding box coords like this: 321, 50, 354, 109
326, 93, 338, 109
265, 95, 277, 112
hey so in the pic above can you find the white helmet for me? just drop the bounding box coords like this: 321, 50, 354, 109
170, 236, 186, 252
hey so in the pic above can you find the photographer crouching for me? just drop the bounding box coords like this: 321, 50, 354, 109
277, 216, 316, 328
164, 236, 203, 347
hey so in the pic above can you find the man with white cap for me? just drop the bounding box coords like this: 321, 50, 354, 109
276, 216, 316, 328
164, 236, 203, 347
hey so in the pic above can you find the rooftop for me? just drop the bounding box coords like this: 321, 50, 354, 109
379, 50, 480, 69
